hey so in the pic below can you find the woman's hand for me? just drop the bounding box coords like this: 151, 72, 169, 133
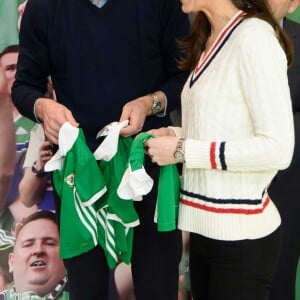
148, 127, 176, 137
144, 136, 179, 166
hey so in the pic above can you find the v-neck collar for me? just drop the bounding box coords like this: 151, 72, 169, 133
190, 10, 246, 88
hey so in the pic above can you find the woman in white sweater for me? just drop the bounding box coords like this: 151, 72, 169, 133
144, 0, 295, 299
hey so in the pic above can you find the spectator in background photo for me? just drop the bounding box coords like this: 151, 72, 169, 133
0, 210, 69, 299
0, 45, 37, 225
0, 45, 55, 227
0, 256, 13, 293
267, 0, 300, 299
0, 64, 15, 215
0, 230, 14, 293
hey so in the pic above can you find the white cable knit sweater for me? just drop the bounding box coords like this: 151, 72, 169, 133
174, 16, 294, 241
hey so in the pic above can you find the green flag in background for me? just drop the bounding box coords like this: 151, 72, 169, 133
287, 6, 300, 23
0, 0, 25, 52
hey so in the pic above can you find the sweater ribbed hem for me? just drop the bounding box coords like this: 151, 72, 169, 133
177, 198, 280, 241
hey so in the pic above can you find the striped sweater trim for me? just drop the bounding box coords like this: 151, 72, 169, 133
190, 10, 246, 88
180, 189, 270, 215
210, 141, 227, 170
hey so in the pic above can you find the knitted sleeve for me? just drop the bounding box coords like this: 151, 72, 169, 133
184, 21, 294, 172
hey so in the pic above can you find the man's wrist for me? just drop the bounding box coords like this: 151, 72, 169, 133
34, 98, 45, 123
147, 92, 166, 116
149, 93, 161, 115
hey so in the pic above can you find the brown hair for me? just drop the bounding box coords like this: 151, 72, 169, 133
178, 0, 293, 71
14, 210, 58, 238
0, 45, 19, 60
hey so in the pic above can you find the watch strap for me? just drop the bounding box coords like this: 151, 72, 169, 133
31, 160, 47, 177
149, 94, 162, 115
174, 138, 185, 163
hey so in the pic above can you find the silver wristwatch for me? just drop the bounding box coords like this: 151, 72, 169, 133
149, 94, 162, 115
174, 138, 185, 163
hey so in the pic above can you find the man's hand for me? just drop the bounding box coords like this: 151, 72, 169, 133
35, 98, 79, 144
119, 95, 153, 137
119, 92, 166, 137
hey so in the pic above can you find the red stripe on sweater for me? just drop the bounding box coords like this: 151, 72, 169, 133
194, 10, 246, 76
210, 142, 217, 169
180, 197, 270, 215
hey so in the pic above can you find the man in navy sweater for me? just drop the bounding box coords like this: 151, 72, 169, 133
12, 0, 190, 299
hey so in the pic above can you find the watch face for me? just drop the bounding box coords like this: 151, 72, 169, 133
175, 150, 184, 163
152, 102, 161, 115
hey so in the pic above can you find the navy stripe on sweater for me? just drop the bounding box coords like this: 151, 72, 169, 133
180, 189, 263, 205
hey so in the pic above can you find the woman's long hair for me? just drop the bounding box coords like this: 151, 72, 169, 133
178, 0, 293, 71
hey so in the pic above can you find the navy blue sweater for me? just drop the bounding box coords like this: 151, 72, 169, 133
12, 0, 190, 149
